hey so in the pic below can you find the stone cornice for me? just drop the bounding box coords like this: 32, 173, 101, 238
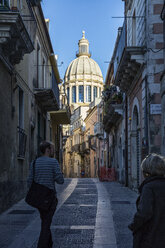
0, 12, 34, 65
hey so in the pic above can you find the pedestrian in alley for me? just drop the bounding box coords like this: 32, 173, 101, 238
128, 153, 165, 248
27, 141, 64, 248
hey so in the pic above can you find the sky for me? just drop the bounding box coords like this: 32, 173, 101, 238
41, 0, 124, 82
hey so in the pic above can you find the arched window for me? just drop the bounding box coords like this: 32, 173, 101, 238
72, 86, 76, 103
67, 87, 70, 104
93, 86, 97, 100
80, 45, 88, 54
79, 85, 84, 102
86, 85, 91, 102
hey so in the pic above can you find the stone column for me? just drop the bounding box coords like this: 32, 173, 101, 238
91, 84, 94, 102
76, 85, 79, 103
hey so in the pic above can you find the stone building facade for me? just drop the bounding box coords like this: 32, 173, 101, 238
160, 1, 165, 156
0, 1, 65, 213
83, 99, 101, 178
103, 0, 164, 188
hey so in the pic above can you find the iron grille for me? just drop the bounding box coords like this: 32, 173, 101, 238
17, 127, 27, 158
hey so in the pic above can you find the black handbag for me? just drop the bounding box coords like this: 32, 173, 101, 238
25, 159, 55, 211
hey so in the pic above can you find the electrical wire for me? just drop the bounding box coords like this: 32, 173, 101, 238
160, 1, 165, 20
147, 47, 165, 53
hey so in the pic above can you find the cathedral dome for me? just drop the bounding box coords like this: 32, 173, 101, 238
64, 31, 103, 83
64, 31, 103, 107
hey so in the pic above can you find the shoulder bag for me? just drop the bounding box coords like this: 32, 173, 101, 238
25, 159, 55, 211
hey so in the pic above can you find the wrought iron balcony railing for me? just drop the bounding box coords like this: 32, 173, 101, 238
114, 21, 126, 79
103, 104, 123, 133
94, 122, 104, 137
79, 142, 90, 154
113, 20, 145, 92
34, 70, 60, 111
72, 144, 80, 153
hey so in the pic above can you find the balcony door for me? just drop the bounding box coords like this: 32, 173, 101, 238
37, 112, 46, 156
132, 10, 136, 46
131, 106, 140, 188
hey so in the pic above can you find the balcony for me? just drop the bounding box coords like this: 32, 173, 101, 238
67, 145, 73, 154
89, 135, 96, 151
79, 142, 90, 155
113, 21, 145, 92
103, 104, 123, 133
125, 0, 133, 11
34, 71, 60, 112
0, 0, 34, 66
50, 105, 71, 125
94, 122, 103, 138
72, 144, 80, 153
17, 127, 27, 158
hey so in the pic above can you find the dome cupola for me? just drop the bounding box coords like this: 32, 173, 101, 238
64, 31, 103, 108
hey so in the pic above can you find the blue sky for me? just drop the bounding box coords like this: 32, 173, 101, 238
41, 0, 124, 82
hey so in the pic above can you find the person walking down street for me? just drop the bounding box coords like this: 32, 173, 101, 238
27, 141, 64, 248
128, 153, 165, 248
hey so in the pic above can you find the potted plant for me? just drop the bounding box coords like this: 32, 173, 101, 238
111, 92, 123, 104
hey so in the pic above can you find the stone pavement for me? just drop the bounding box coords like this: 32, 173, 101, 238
0, 178, 138, 248
103, 182, 138, 248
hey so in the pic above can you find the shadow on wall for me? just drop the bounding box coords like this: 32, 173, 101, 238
0, 180, 27, 214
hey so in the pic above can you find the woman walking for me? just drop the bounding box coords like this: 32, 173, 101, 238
129, 153, 165, 248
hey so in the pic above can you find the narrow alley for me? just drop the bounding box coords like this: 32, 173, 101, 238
0, 179, 137, 248
0, 1, 165, 247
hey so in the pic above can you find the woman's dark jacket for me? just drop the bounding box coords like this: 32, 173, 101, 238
128, 176, 165, 248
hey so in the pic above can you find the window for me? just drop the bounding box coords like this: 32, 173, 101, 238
17, 0, 23, 11
0, 0, 9, 7
36, 43, 40, 88
100, 113, 102, 122
18, 88, 27, 158
93, 86, 97, 100
72, 86, 76, 103
79, 85, 84, 102
86, 85, 91, 102
19, 88, 24, 129
42, 57, 45, 87
67, 87, 70, 104
80, 45, 87, 54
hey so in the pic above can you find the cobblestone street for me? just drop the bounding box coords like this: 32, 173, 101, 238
0, 178, 138, 248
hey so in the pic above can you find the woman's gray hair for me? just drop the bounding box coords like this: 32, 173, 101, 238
141, 153, 165, 177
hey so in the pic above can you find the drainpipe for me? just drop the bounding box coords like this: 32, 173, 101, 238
11, 72, 14, 119
125, 96, 128, 187
124, 1, 128, 187
144, 76, 149, 154
145, 0, 150, 154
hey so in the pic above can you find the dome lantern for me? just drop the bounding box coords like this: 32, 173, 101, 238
76, 31, 91, 58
